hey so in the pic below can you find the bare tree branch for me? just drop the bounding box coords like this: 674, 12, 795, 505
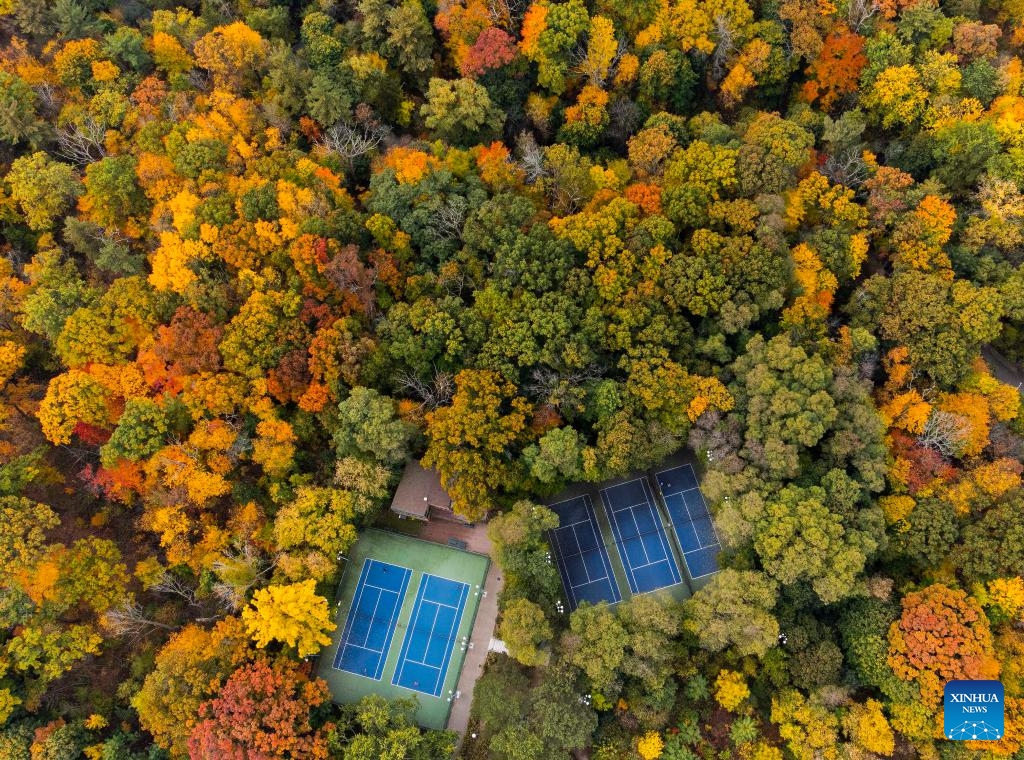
54, 116, 107, 166
918, 410, 970, 457
320, 105, 390, 167
516, 131, 547, 183
396, 369, 456, 409
103, 601, 177, 642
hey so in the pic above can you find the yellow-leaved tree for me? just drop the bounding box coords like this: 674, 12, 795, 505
242, 579, 336, 657
636, 730, 664, 759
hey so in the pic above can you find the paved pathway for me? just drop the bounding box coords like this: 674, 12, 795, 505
417, 519, 503, 740
983, 345, 1024, 392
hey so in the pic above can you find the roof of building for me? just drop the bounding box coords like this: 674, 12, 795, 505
389, 460, 452, 518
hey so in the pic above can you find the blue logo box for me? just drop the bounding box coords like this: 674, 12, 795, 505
944, 680, 1004, 741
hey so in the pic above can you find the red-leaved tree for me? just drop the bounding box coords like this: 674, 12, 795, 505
188, 658, 332, 759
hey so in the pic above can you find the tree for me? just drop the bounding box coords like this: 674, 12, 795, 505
714, 670, 750, 712
132, 618, 248, 759
470, 655, 531, 736
843, 699, 895, 756
0, 497, 60, 571
420, 78, 504, 145
333, 388, 416, 468
241, 580, 336, 657
0, 71, 45, 147
219, 291, 309, 379
526, 664, 598, 753
383, 0, 434, 81
188, 659, 332, 759
523, 426, 585, 484
487, 501, 562, 606
79, 156, 146, 230
5, 153, 79, 231
498, 598, 551, 666
802, 31, 866, 110
273, 487, 358, 581
754, 485, 874, 603
461, 28, 517, 78
617, 593, 681, 695
956, 491, 1024, 582
683, 570, 779, 657
771, 690, 840, 760
637, 731, 664, 759
193, 22, 269, 90
727, 334, 839, 480
874, 272, 1003, 388
331, 695, 456, 759
423, 370, 532, 520
561, 603, 626, 692
100, 399, 173, 467
887, 584, 999, 707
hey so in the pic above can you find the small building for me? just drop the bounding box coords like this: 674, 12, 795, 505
389, 460, 466, 522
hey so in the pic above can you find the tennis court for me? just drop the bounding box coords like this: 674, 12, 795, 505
601, 478, 682, 594
656, 464, 721, 579
318, 529, 490, 730
333, 559, 412, 680
549, 495, 622, 609
392, 573, 469, 697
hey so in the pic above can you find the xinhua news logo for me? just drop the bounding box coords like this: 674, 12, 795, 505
944, 680, 1004, 741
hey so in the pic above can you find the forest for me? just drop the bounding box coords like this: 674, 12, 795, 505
1, 0, 1024, 755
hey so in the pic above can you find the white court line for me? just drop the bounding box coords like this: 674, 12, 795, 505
642, 478, 681, 583
673, 490, 721, 551
602, 484, 640, 592
655, 465, 697, 497
569, 523, 593, 584
569, 517, 611, 588
550, 494, 620, 604
335, 560, 411, 679
554, 516, 599, 531
395, 579, 469, 697
604, 479, 682, 590
392, 579, 427, 688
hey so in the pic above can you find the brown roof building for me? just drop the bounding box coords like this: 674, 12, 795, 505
389, 460, 460, 521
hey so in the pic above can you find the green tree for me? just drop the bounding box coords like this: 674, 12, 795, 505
499, 598, 552, 666
420, 78, 504, 146
523, 426, 585, 485
331, 695, 456, 759
0, 71, 45, 147
5, 153, 80, 231
487, 501, 562, 607
383, 0, 434, 82
80, 156, 146, 229
727, 334, 839, 480
683, 569, 779, 657
333, 387, 416, 468
754, 484, 875, 603
100, 399, 173, 468
561, 603, 626, 692
956, 491, 1024, 582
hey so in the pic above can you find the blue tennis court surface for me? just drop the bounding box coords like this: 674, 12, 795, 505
602, 478, 682, 594
548, 495, 621, 609
656, 465, 721, 579
392, 574, 469, 697
333, 559, 412, 679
